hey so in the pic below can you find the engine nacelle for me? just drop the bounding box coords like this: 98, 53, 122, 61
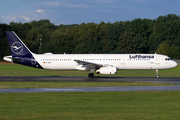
96, 66, 117, 75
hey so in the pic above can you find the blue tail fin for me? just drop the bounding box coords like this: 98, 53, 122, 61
6, 31, 32, 57
6, 31, 42, 69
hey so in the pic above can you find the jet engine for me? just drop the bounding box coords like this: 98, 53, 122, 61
96, 66, 117, 75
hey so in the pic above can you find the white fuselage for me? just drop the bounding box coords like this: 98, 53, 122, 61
33, 54, 177, 70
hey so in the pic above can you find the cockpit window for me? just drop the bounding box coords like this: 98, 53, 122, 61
165, 58, 171, 61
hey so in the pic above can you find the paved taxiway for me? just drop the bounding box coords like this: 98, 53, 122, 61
0, 76, 180, 92
1, 86, 180, 93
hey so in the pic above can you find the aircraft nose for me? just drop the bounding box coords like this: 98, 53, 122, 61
171, 60, 177, 68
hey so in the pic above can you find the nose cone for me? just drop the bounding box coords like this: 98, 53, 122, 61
171, 60, 178, 68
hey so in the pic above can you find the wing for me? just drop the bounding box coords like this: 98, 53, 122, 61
74, 60, 103, 71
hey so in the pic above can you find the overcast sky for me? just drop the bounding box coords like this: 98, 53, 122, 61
0, 0, 180, 25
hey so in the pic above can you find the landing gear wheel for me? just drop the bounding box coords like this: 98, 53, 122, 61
156, 69, 159, 78
88, 73, 94, 78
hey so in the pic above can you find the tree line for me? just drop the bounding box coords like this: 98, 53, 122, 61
0, 14, 180, 60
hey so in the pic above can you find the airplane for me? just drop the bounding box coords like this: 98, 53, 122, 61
3, 31, 177, 78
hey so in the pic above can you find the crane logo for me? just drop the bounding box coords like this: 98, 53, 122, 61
11, 42, 23, 54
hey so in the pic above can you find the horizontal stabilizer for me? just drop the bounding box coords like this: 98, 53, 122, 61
3, 56, 12, 62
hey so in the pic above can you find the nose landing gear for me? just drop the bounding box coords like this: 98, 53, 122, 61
156, 69, 159, 78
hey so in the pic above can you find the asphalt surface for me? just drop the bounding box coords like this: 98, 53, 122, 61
1, 76, 180, 83
0, 76, 180, 92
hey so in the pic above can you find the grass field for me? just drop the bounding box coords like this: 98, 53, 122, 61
1, 91, 180, 120
0, 63, 180, 77
0, 81, 177, 89
0, 63, 180, 120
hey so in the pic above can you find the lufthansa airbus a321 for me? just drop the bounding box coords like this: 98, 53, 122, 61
3, 31, 177, 78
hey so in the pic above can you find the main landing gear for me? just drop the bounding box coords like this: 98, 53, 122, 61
88, 73, 94, 78
88, 69, 95, 78
156, 69, 159, 78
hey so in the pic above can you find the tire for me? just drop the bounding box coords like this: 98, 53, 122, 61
88, 73, 94, 78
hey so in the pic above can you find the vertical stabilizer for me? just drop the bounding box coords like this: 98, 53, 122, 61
5, 31, 42, 68
6, 31, 32, 57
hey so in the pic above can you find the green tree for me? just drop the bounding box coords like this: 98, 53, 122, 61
169, 45, 180, 59
156, 41, 169, 55
107, 22, 124, 53
118, 31, 138, 53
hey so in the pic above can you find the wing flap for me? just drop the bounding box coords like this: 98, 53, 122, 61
74, 60, 102, 70
74, 60, 118, 71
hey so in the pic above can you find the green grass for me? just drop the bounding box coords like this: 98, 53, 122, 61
0, 64, 180, 77
0, 64, 180, 120
0, 81, 177, 89
1, 91, 180, 120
